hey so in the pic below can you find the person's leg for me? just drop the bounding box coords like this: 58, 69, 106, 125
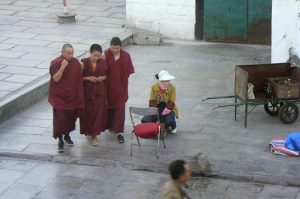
64, 109, 78, 146
81, 98, 104, 146
107, 108, 114, 132
57, 135, 64, 152
64, 133, 74, 146
53, 108, 65, 152
108, 107, 126, 143
165, 112, 177, 133
53, 108, 76, 148
117, 107, 125, 143
91, 135, 99, 146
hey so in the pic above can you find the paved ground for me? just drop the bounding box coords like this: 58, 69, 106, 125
0, 157, 300, 198
1, 0, 299, 198
1, 41, 300, 199
0, 0, 129, 102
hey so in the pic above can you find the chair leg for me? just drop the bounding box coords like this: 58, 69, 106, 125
130, 131, 133, 157
162, 136, 166, 148
160, 129, 166, 148
136, 136, 141, 147
157, 131, 161, 159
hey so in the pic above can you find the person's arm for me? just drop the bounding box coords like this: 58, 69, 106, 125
166, 86, 176, 110
52, 59, 68, 82
80, 61, 84, 73
97, 75, 107, 82
81, 61, 100, 83
100, 52, 105, 60
149, 86, 157, 107
127, 54, 135, 76
83, 76, 99, 83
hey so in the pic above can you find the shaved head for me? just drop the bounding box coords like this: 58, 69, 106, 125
61, 43, 74, 60
62, 43, 73, 51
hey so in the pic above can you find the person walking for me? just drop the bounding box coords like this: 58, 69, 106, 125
80, 44, 108, 146
105, 37, 135, 143
48, 44, 84, 152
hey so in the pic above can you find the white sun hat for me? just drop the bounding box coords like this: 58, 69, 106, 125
158, 70, 175, 81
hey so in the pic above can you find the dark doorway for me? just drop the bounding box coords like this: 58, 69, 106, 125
195, 0, 272, 44
195, 0, 204, 40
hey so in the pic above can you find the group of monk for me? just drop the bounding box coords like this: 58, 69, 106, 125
48, 37, 134, 152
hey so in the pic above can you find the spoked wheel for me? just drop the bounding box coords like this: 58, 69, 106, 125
264, 101, 283, 116
278, 103, 299, 124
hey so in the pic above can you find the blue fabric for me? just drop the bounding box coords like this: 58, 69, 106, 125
285, 132, 300, 151
141, 111, 176, 130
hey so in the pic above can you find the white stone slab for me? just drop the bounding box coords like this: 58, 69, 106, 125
0, 66, 48, 76
4, 38, 51, 46
4, 74, 39, 84
0, 81, 25, 91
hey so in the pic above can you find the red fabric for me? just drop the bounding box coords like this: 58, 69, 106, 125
149, 100, 157, 107
167, 101, 175, 110
53, 108, 78, 138
80, 58, 108, 136
48, 55, 84, 110
105, 49, 134, 108
160, 87, 167, 93
134, 123, 160, 138
107, 108, 125, 133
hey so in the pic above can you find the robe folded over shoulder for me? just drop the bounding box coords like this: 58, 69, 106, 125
105, 49, 135, 108
48, 55, 84, 110
80, 58, 108, 136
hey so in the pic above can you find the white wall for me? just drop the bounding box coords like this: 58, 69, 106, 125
272, 0, 300, 63
126, 0, 195, 40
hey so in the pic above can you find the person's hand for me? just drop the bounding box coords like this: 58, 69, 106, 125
100, 52, 105, 60
61, 59, 68, 69
162, 108, 171, 115
97, 76, 106, 82
88, 76, 98, 83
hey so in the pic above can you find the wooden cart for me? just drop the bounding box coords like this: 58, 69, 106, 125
203, 63, 300, 127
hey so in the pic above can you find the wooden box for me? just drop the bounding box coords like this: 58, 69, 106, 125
267, 76, 300, 99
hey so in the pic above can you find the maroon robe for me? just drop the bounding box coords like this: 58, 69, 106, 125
105, 49, 134, 133
80, 58, 108, 136
48, 55, 84, 138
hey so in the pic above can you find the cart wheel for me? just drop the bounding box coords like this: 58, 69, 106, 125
278, 103, 299, 124
264, 101, 283, 116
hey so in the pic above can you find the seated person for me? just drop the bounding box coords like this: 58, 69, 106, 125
142, 70, 179, 134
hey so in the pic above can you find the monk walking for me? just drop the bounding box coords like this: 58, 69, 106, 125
105, 37, 135, 143
80, 44, 108, 146
48, 44, 84, 152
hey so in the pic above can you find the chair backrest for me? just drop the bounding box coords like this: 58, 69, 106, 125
129, 107, 159, 126
129, 107, 158, 116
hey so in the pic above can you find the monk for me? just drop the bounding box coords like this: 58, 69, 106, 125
80, 44, 107, 146
48, 44, 84, 152
105, 37, 135, 143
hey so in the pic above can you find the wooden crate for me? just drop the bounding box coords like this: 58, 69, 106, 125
267, 76, 300, 99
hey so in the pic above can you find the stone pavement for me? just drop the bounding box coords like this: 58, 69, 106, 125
1, 157, 300, 199
1, 40, 300, 195
0, 0, 131, 122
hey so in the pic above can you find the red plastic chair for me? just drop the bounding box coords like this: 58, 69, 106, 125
129, 107, 166, 159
